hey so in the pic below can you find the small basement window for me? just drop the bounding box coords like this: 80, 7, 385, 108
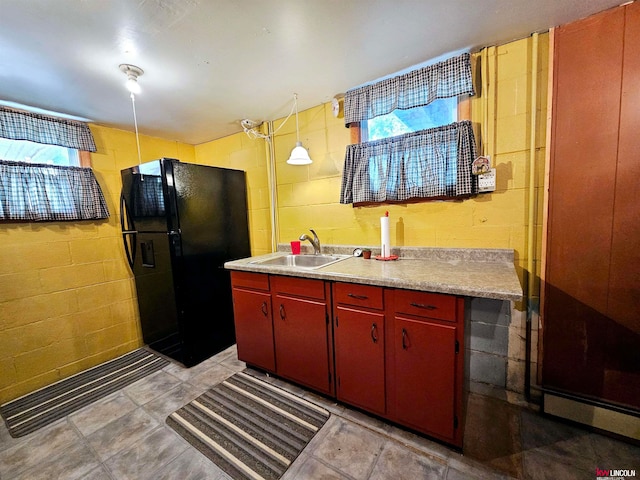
340, 52, 477, 205
0, 137, 80, 166
364, 97, 458, 142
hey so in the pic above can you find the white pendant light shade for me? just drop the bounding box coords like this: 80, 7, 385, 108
286, 93, 313, 166
242, 93, 313, 165
287, 142, 312, 165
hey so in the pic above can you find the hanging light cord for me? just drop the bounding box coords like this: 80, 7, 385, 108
130, 92, 142, 165
293, 93, 300, 143
242, 93, 298, 141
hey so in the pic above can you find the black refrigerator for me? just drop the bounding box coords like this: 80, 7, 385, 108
120, 158, 250, 367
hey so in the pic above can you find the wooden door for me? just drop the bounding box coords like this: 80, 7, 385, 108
603, 0, 640, 406
544, 3, 640, 409
544, 7, 622, 397
608, 1, 640, 329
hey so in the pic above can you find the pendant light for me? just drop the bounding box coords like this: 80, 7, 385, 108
287, 94, 313, 165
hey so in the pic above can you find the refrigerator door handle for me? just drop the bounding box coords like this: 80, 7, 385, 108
168, 230, 181, 255
120, 192, 137, 270
122, 231, 136, 270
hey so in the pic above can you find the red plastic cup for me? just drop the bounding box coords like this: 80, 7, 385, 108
290, 240, 301, 255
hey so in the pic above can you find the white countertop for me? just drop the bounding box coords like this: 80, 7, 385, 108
224, 245, 523, 301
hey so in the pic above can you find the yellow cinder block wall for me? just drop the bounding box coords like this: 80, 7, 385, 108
265, 35, 548, 296
0, 125, 196, 403
192, 34, 548, 297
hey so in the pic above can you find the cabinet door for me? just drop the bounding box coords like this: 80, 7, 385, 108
232, 288, 275, 372
273, 294, 331, 394
335, 306, 385, 415
392, 316, 457, 440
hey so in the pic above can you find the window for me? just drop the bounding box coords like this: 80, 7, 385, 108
364, 97, 458, 142
340, 53, 478, 205
0, 105, 107, 221
0, 137, 79, 166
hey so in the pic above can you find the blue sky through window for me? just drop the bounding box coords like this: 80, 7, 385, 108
0, 138, 79, 166
366, 97, 457, 141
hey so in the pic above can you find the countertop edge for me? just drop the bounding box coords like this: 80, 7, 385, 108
224, 249, 524, 302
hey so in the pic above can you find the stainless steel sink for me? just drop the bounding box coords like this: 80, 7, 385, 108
251, 254, 350, 269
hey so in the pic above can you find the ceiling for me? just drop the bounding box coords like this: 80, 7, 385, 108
0, 0, 623, 145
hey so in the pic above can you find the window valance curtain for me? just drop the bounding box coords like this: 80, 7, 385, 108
340, 121, 477, 204
0, 106, 97, 152
0, 160, 109, 221
343, 53, 475, 126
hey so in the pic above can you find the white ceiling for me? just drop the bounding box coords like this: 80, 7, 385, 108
0, 0, 623, 145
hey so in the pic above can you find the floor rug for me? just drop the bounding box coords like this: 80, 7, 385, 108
1, 348, 169, 438
167, 371, 330, 480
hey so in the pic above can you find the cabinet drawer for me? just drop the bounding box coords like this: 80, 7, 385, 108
272, 275, 325, 300
334, 283, 383, 310
393, 289, 457, 321
231, 271, 269, 291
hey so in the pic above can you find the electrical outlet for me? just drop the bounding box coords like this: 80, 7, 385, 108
478, 168, 496, 192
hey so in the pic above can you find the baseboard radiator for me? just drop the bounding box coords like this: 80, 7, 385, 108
542, 390, 640, 442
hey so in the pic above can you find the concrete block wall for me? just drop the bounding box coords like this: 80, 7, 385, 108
0, 125, 196, 404
468, 298, 510, 388
467, 297, 538, 400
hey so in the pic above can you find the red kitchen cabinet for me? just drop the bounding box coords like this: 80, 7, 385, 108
272, 276, 334, 396
229, 271, 466, 448
385, 289, 465, 447
391, 317, 457, 439
230, 272, 275, 372
333, 283, 385, 415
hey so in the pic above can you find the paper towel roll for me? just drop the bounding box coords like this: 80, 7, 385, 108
380, 213, 390, 258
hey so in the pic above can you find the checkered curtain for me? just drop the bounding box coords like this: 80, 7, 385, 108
0, 160, 109, 221
0, 106, 97, 152
343, 53, 475, 125
340, 121, 477, 204
0, 107, 106, 221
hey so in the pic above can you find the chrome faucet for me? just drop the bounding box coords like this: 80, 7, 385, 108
299, 229, 321, 255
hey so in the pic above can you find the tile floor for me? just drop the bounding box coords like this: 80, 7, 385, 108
1, 345, 638, 480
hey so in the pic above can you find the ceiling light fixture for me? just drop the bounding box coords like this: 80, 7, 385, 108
119, 64, 144, 94
119, 64, 144, 165
287, 93, 312, 165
